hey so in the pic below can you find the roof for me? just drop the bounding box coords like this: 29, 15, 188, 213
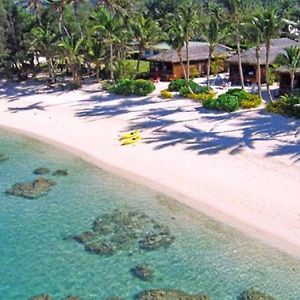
227, 38, 299, 65
276, 66, 300, 74
147, 42, 232, 63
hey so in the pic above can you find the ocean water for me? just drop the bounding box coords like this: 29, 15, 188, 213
0, 128, 300, 300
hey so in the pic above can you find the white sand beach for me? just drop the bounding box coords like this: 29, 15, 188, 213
1, 80, 300, 258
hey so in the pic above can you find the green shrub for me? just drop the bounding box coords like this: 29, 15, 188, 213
240, 94, 262, 109
168, 79, 208, 94
266, 93, 300, 118
110, 79, 155, 96
187, 91, 216, 101
226, 88, 249, 100
160, 89, 173, 99
203, 94, 240, 112
168, 79, 187, 92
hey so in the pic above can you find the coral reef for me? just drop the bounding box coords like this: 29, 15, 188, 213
131, 264, 153, 281
52, 169, 69, 176
73, 209, 175, 255
28, 295, 53, 300
135, 289, 210, 300
0, 153, 8, 162
239, 288, 276, 300
33, 167, 50, 175
6, 177, 56, 199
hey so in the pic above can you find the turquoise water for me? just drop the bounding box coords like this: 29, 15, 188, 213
0, 128, 300, 300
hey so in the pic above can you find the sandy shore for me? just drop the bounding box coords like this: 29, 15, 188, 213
1, 80, 300, 258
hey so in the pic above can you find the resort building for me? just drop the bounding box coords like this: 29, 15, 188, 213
277, 67, 300, 93
227, 38, 298, 85
146, 42, 232, 80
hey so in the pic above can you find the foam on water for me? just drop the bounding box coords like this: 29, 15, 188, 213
0, 128, 300, 300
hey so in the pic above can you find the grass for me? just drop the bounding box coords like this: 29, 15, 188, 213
123, 59, 150, 73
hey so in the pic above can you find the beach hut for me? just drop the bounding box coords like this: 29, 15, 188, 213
227, 38, 298, 85
147, 42, 232, 81
277, 67, 300, 94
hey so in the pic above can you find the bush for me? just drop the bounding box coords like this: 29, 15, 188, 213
187, 91, 216, 101
109, 79, 155, 96
266, 93, 300, 118
226, 88, 249, 100
168, 79, 208, 94
240, 94, 262, 109
168, 79, 187, 92
160, 89, 173, 99
203, 94, 240, 112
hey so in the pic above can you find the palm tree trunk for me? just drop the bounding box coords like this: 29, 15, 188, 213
236, 31, 245, 90
207, 47, 212, 88
255, 46, 262, 99
291, 72, 295, 92
136, 45, 142, 72
178, 50, 187, 80
265, 41, 273, 102
109, 42, 114, 80
186, 41, 190, 81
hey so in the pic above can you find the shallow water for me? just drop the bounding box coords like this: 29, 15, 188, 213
0, 128, 300, 300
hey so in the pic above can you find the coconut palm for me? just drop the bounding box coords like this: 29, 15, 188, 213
93, 6, 124, 80
176, 0, 199, 81
243, 16, 265, 99
223, 0, 245, 89
32, 26, 59, 83
132, 15, 163, 72
164, 17, 187, 80
59, 34, 84, 86
199, 16, 225, 88
256, 9, 283, 101
275, 46, 300, 92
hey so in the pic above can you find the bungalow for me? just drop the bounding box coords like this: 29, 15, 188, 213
227, 38, 298, 85
146, 42, 232, 80
277, 67, 300, 94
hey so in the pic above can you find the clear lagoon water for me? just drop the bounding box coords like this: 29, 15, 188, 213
0, 128, 300, 300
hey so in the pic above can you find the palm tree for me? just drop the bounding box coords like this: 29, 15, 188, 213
32, 26, 58, 83
223, 0, 245, 89
165, 17, 187, 80
132, 15, 163, 72
200, 16, 224, 88
59, 34, 84, 86
275, 46, 300, 92
93, 6, 124, 80
243, 16, 265, 99
256, 9, 283, 101
176, 0, 199, 81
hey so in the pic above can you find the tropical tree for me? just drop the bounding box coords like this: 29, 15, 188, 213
243, 16, 265, 99
256, 8, 283, 101
32, 26, 58, 83
223, 0, 245, 89
176, 0, 199, 81
59, 34, 83, 86
199, 16, 225, 87
275, 46, 300, 92
164, 17, 187, 80
93, 6, 124, 80
132, 15, 163, 72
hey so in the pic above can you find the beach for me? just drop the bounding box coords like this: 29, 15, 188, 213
1, 80, 300, 258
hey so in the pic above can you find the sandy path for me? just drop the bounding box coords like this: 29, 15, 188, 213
0, 80, 300, 258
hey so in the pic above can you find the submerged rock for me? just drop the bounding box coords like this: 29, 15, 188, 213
33, 167, 50, 175
52, 169, 69, 176
131, 264, 153, 281
105, 298, 124, 300
28, 295, 53, 300
135, 289, 210, 300
6, 177, 56, 199
64, 296, 82, 300
73, 209, 175, 256
239, 288, 276, 300
0, 153, 8, 162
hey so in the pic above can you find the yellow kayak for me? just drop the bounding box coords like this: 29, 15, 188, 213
119, 130, 140, 141
121, 135, 141, 145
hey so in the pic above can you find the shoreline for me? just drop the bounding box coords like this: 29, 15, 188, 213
2, 123, 300, 260
0, 82, 300, 260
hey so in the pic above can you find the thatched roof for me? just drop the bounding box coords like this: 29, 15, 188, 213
227, 38, 299, 65
277, 67, 300, 74
147, 42, 232, 63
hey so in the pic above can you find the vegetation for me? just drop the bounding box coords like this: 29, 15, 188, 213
267, 93, 300, 118
108, 79, 155, 96
203, 89, 262, 112
160, 89, 174, 99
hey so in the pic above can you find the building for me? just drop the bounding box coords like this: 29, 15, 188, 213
277, 67, 300, 94
227, 38, 298, 85
146, 42, 232, 81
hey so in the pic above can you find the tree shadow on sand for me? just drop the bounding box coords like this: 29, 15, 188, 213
7, 102, 46, 113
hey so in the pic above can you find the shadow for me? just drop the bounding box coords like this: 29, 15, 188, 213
7, 102, 46, 113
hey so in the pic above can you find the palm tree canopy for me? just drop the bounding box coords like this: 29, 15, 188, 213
275, 46, 300, 72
